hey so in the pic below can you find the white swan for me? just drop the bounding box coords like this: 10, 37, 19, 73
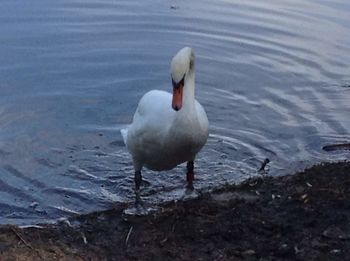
121, 47, 209, 203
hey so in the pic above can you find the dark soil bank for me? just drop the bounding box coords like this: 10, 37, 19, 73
1, 162, 350, 260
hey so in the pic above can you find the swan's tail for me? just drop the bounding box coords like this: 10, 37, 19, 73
120, 128, 128, 147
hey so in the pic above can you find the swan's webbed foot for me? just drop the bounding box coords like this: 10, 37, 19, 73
123, 170, 152, 216
133, 194, 148, 215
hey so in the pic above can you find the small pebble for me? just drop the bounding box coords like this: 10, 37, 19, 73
294, 245, 302, 254
301, 194, 308, 200
242, 249, 255, 255
330, 249, 341, 254
280, 243, 288, 249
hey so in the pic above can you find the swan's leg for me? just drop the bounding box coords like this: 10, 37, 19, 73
134, 170, 142, 205
186, 161, 194, 190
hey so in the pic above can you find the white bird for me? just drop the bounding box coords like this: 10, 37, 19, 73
121, 47, 209, 204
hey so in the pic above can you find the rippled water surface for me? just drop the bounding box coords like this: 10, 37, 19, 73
0, 0, 349, 224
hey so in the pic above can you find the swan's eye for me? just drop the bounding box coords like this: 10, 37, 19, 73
189, 59, 194, 70
172, 74, 185, 89
179, 74, 185, 86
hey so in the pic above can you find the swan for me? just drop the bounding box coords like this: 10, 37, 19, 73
121, 47, 209, 204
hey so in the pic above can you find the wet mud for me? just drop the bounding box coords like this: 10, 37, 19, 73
0, 161, 349, 260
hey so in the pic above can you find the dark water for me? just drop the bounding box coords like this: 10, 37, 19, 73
0, 0, 349, 225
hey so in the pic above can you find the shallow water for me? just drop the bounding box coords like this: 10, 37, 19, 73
0, 0, 349, 224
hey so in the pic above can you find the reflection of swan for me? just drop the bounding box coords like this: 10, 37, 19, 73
121, 47, 209, 203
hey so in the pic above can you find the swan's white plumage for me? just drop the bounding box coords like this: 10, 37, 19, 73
121, 47, 209, 173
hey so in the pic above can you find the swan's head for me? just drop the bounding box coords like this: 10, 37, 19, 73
170, 47, 195, 111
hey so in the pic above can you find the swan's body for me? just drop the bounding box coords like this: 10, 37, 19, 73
123, 89, 208, 171
121, 47, 209, 203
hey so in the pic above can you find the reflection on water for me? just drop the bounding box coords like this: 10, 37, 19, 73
0, 0, 349, 224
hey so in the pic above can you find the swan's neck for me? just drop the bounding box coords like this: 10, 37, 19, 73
181, 71, 195, 111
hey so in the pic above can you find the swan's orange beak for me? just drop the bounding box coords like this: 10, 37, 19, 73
172, 76, 185, 111
172, 84, 183, 111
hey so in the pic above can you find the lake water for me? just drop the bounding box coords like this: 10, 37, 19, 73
0, 0, 349, 225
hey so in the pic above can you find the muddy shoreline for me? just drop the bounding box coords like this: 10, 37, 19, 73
0, 161, 349, 260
